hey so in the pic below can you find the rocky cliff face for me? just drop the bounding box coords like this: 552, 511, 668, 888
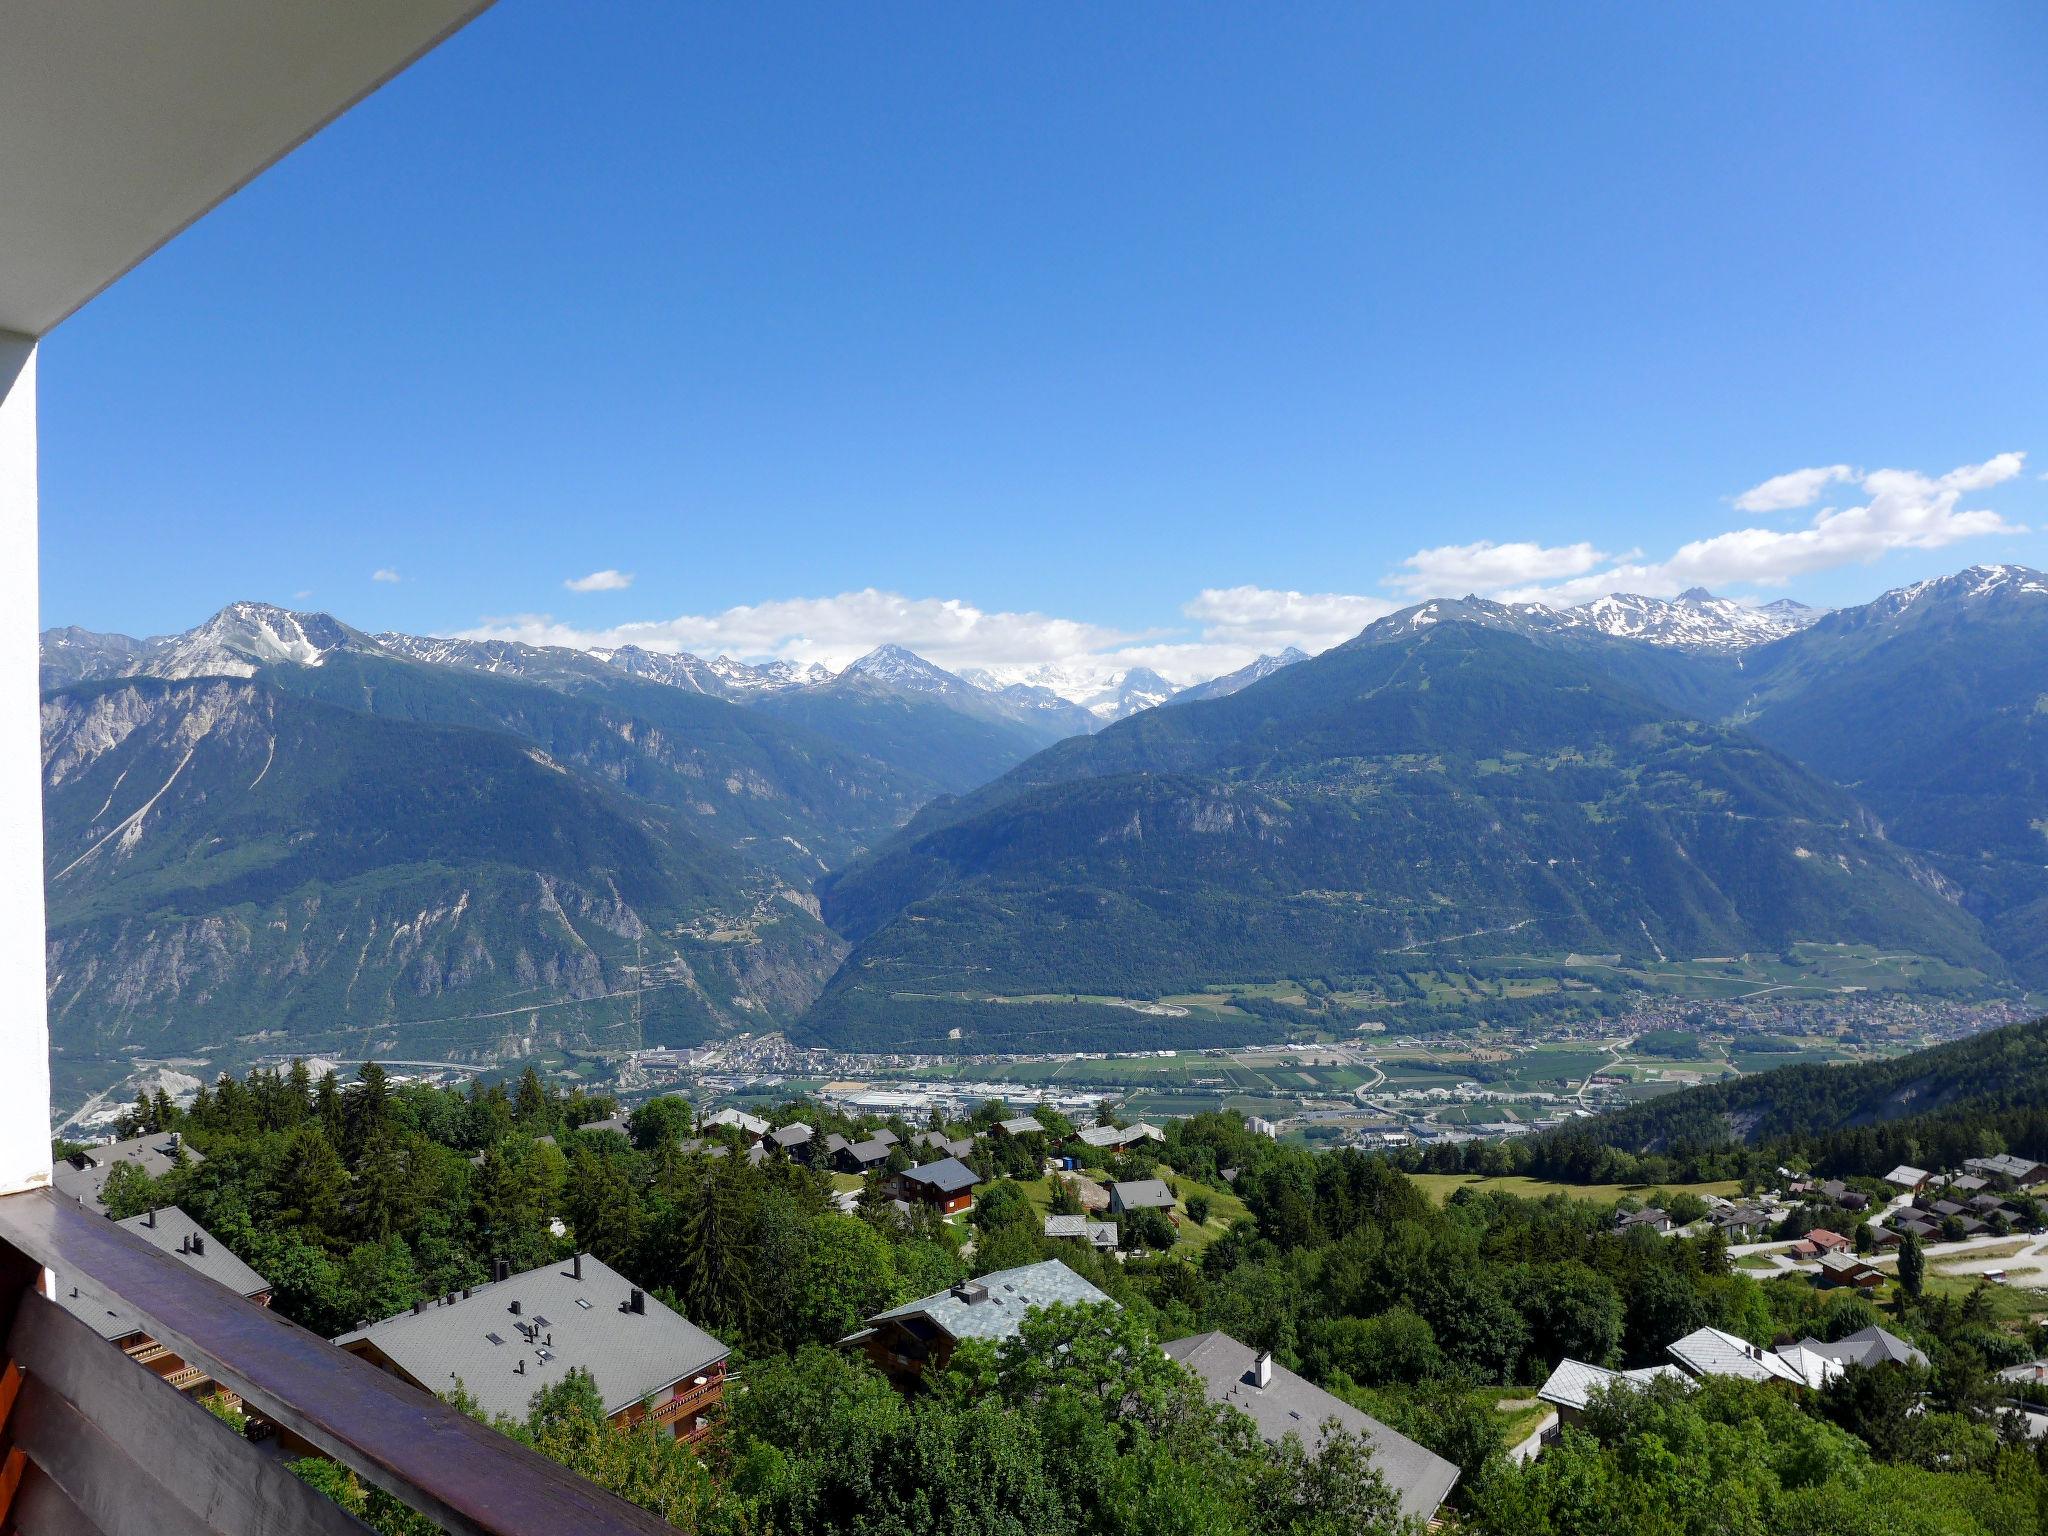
41, 677, 845, 1069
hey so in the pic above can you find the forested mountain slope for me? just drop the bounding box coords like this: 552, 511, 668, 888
42, 676, 842, 1063
806, 618, 1993, 1050
1532, 1015, 2048, 1182
1731, 566, 2048, 983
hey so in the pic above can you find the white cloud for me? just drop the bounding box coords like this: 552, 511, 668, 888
455, 583, 1390, 691
1181, 586, 1395, 654
372, 569, 402, 584
440, 452, 2027, 694
1413, 452, 2028, 605
1731, 464, 1854, 513
1390, 540, 1613, 597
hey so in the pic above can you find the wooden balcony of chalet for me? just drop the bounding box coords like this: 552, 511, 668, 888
0, 3, 709, 1529
0, 1188, 684, 1536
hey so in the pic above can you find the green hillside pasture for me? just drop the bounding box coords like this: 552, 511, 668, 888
1407, 1172, 1742, 1206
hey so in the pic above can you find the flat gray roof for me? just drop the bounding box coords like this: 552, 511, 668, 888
336, 1253, 728, 1423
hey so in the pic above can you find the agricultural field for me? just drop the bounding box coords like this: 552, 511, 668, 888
1405, 1172, 1743, 1206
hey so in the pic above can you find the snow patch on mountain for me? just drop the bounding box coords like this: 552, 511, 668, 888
1556, 589, 1819, 651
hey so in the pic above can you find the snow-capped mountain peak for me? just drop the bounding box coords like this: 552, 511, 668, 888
1557, 589, 1818, 651
704, 655, 832, 693
143, 602, 366, 679
839, 644, 962, 692
1169, 647, 1310, 705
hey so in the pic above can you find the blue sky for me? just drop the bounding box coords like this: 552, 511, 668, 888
36, 3, 2048, 681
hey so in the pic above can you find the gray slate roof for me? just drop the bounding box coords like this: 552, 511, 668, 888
867, 1259, 1112, 1346
580, 1114, 632, 1137
53, 1132, 204, 1212
998, 1116, 1048, 1137
1536, 1357, 1688, 1411
1798, 1326, 1929, 1370
1163, 1332, 1459, 1524
335, 1253, 728, 1423
902, 1157, 980, 1196
57, 1205, 267, 1340
1110, 1178, 1174, 1211
770, 1122, 814, 1149
1667, 1326, 1805, 1385
705, 1108, 768, 1137
1044, 1215, 1119, 1248
1966, 1154, 2044, 1180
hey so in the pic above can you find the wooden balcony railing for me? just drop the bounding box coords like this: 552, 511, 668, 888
0, 1188, 678, 1536
647, 1376, 722, 1426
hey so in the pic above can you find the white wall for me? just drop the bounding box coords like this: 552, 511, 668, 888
0, 330, 49, 1195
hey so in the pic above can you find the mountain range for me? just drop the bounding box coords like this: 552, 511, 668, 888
38, 564, 2043, 1074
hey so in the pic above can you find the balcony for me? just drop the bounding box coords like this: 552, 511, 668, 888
0, 5, 706, 1531
0, 1188, 682, 1536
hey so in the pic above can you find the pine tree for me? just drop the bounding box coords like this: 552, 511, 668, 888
1897, 1232, 1926, 1299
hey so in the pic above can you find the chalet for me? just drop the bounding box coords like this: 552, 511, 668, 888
337, 1253, 730, 1443
1075, 1123, 1164, 1153
1711, 1205, 1772, 1240
703, 1108, 769, 1141
1884, 1165, 1931, 1193
834, 1137, 893, 1174
1615, 1208, 1673, 1235
871, 1128, 902, 1149
845, 1259, 1113, 1387
580, 1113, 633, 1138
1164, 1333, 1460, 1525
1948, 1174, 1990, 1196
1536, 1358, 1689, 1429
768, 1122, 814, 1156
1799, 1326, 1928, 1370
995, 1115, 1048, 1139
1815, 1251, 1883, 1290
1964, 1155, 2048, 1188
1817, 1181, 1869, 1212
910, 1130, 975, 1160
1108, 1179, 1176, 1217
1667, 1326, 1812, 1387
892, 1157, 980, 1214
1789, 1228, 1852, 1258
56, 1207, 268, 1397
1043, 1215, 1119, 1249
53, 1131, 204, 1213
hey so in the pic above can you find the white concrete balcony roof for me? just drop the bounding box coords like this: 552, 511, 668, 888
0, 0, 494, 338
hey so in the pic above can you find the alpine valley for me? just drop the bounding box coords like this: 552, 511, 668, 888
39, 566, 2048, 1097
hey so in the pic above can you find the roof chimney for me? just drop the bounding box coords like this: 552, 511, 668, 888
493, 1258, 510, 1283
629, 1288, 645, 1315
145, 1208, 156, 1228
1254, 1351, 1274, 1389
509, 1299, 521, 1316
572, 1253, 583, 1281
191, 1235, 205, 1256
413, 1300, 425, 1315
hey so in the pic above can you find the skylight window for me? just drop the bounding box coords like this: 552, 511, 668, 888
575, 1297, 592, 1310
